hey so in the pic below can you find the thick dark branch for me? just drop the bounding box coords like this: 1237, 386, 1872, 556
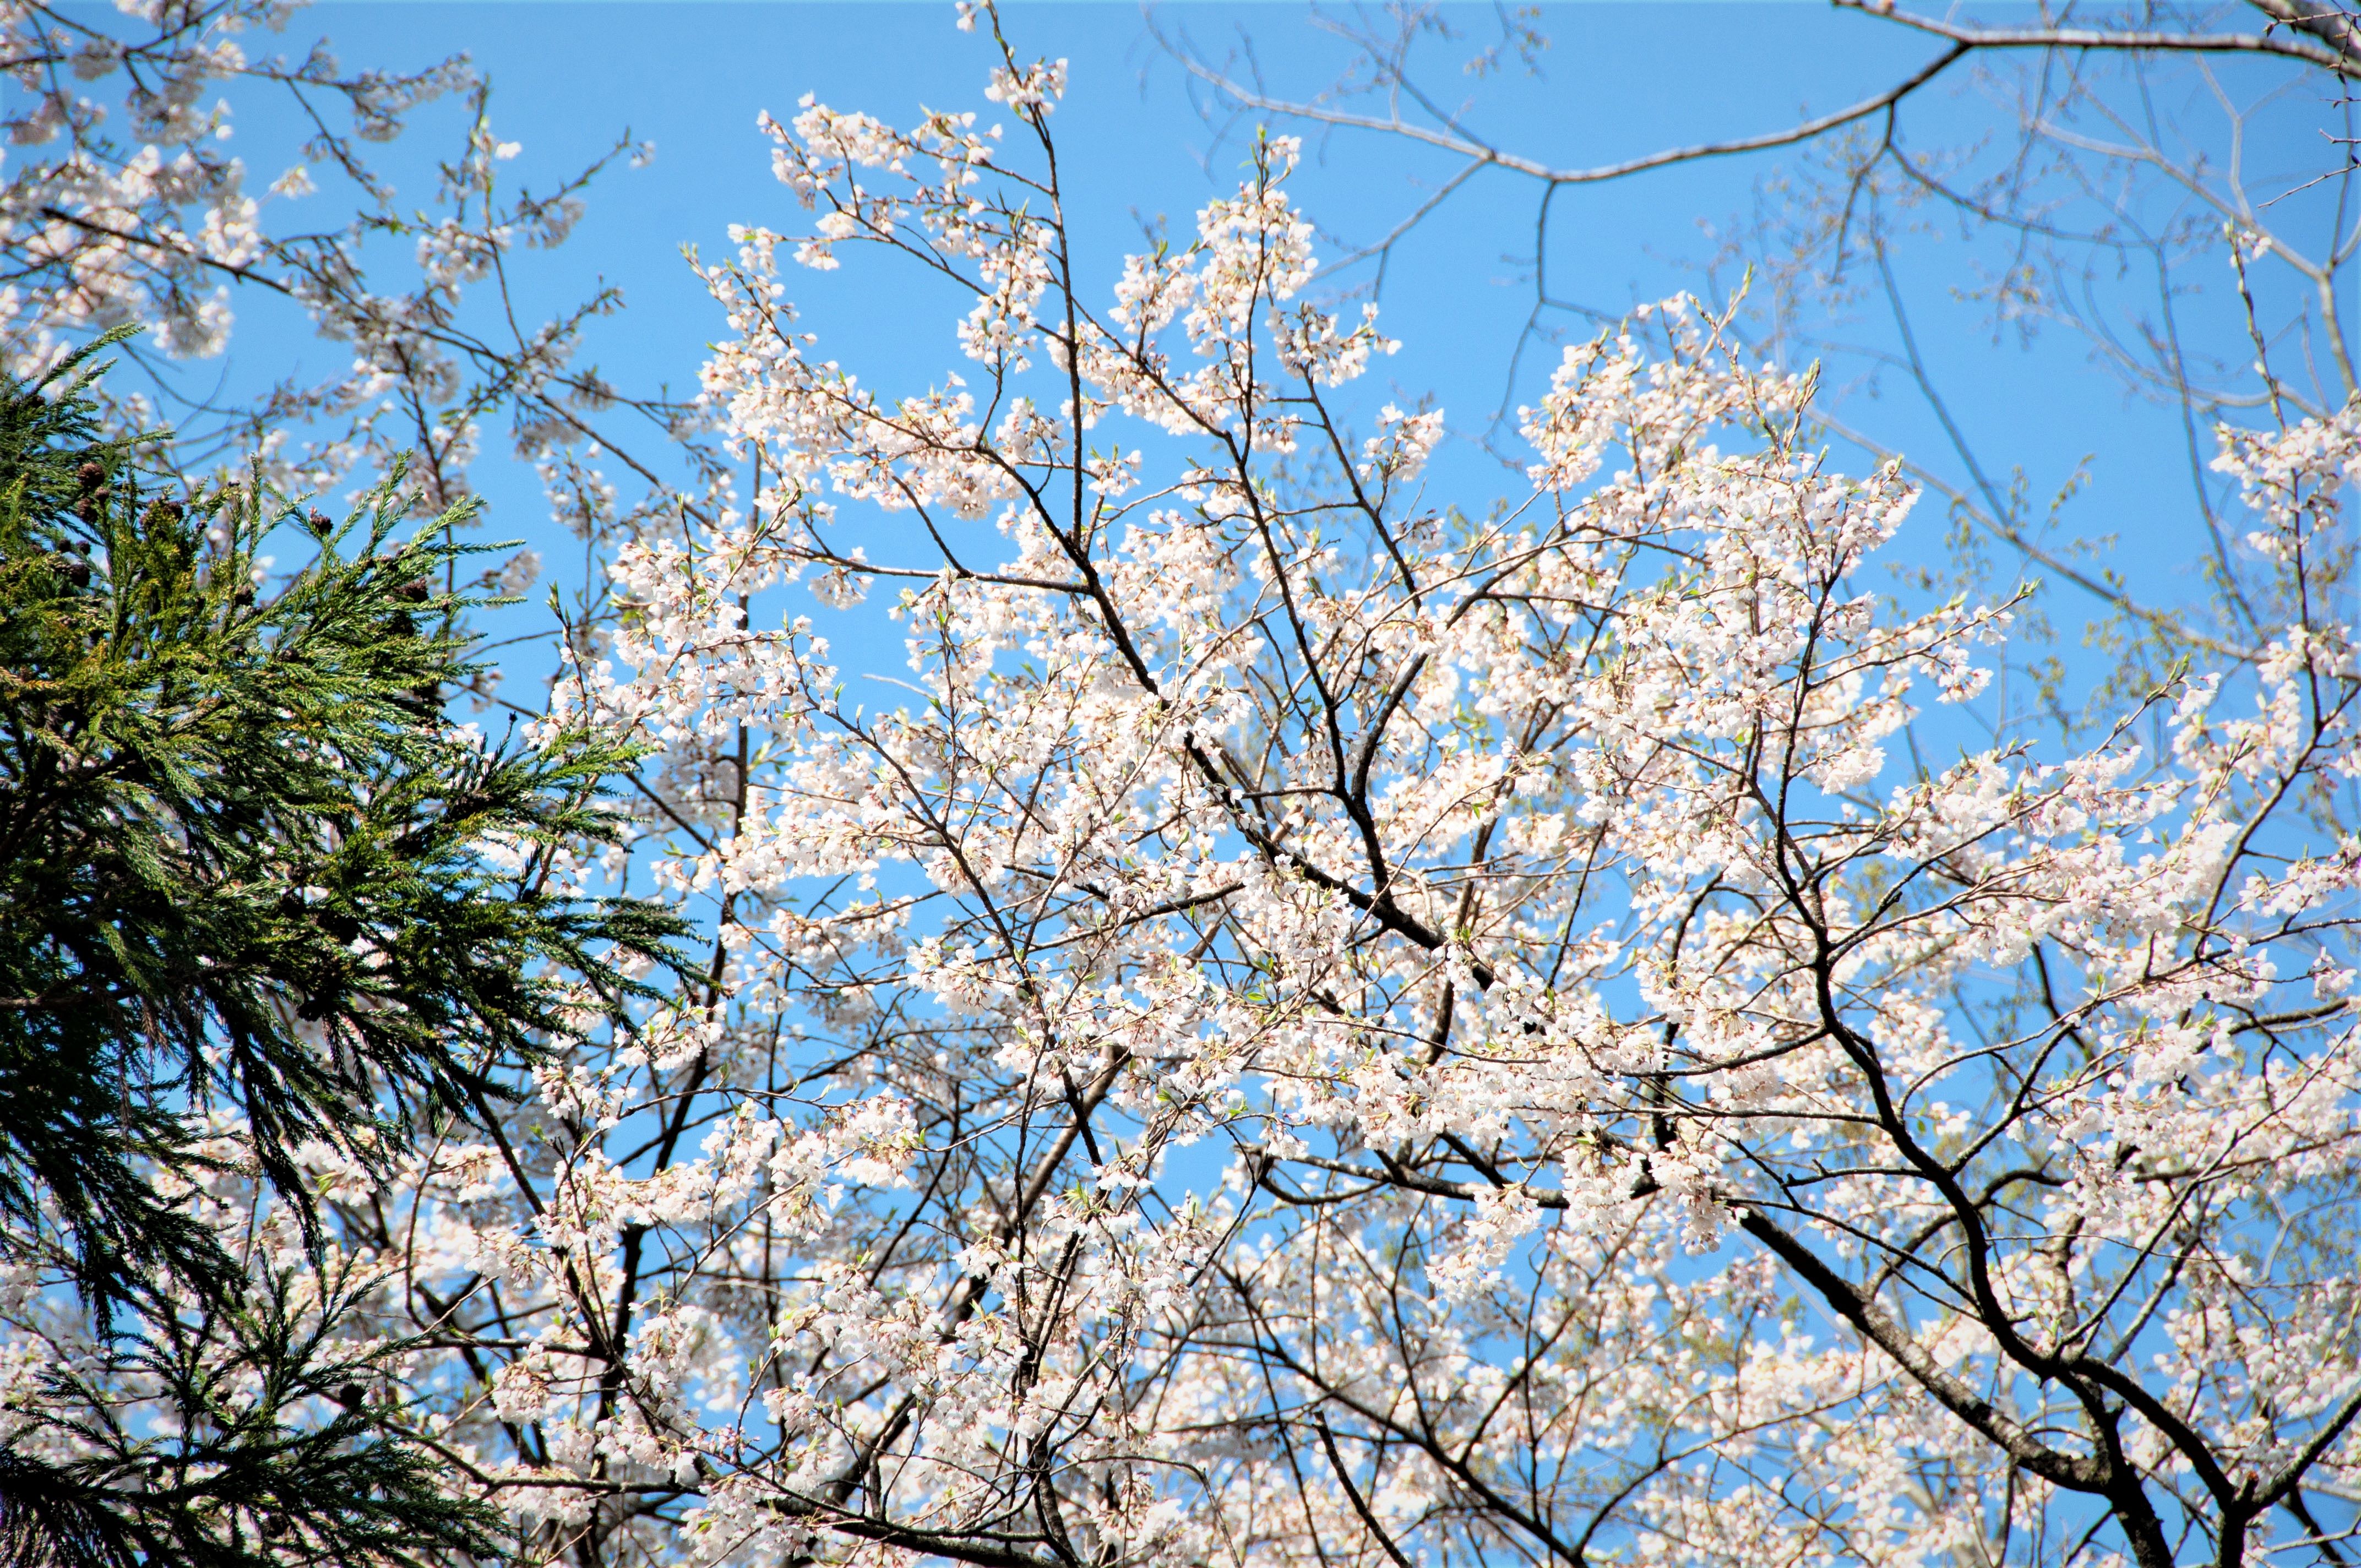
1313, 1416, 1418, 1568
1733, 1205, 2103, 1491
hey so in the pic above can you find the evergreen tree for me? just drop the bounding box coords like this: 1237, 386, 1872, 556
0, 335, 684, 1566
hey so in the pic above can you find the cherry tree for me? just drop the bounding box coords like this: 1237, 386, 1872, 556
246, 13, 2352, 1567
1, 7, 2353, 1567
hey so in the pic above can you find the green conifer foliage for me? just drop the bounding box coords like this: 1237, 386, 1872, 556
0, 337, 686, 1566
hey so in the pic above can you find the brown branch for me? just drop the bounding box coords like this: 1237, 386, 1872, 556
1840, 0, 2360, 77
